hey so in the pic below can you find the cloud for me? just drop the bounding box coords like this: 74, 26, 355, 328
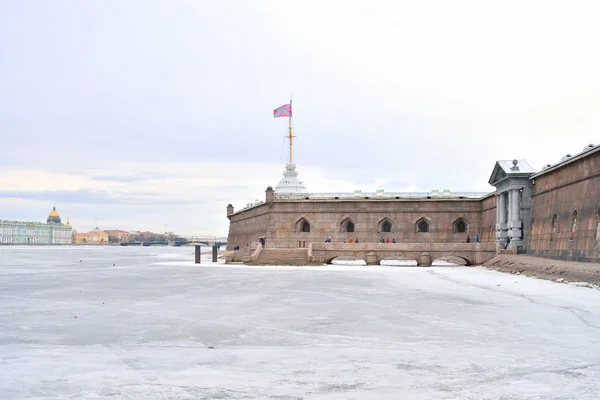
0, 189, 194, 206
1, 161, 394, 234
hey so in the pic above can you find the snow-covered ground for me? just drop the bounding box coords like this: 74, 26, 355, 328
1, 246, 600, 399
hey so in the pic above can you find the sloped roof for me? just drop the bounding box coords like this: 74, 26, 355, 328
488, 159, 536, 185
496, 160, 536, 173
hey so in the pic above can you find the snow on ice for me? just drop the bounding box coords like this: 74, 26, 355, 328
1, 246, 600, 399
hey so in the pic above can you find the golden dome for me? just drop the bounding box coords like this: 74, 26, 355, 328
49, 206, 60, 217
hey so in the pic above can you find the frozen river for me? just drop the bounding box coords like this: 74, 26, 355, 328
1, 246, 599, 399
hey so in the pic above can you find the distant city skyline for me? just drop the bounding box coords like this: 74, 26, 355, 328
2, 1, 600, 235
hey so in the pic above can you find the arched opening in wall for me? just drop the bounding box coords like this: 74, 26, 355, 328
431, 256, 470, 266
550, 213, 557, 241
416, 218, 430, 233
301, 221, 310, 232
296, 218, 311, 233
380, 257, 418, 266
529, 218, 535, 235
329, 256, 366, 266
452, 218, 468, 233
596, 208, 600, 240
378, 218, 393, 233
340, 218, 355, 233
570, 210, 578, 238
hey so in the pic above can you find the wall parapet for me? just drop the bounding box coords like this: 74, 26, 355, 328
275, 191, 491, 200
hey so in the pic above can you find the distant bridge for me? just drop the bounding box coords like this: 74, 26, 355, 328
184, 236, 227, 247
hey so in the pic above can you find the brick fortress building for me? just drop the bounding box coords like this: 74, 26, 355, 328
226, 143, 600, 264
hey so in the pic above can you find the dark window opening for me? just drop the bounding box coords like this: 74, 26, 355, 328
301, 221, 310, 232
297, 218, 311, 233
453, 218, 468, 233
381, 220, 392, 233
596, 208, 600, 240
341, 218, 355, 233
416, 218, 430, 233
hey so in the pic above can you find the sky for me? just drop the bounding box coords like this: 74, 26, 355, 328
1, 0, 599, 236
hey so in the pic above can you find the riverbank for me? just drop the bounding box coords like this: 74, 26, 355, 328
483, 254, 600, 288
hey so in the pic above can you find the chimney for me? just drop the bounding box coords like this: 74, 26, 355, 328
266, 186, 275, 205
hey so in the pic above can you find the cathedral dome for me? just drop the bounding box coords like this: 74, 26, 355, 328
47, 206, 62, 224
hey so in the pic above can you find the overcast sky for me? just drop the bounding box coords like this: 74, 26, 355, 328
1, 1, 599, 236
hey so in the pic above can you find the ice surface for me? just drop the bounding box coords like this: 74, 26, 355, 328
1, 246, 600, 399
379, 260, 458, 267
381, 259, 419, 266
331, 258, 367, 266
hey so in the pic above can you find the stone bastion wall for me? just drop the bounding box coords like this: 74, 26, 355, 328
527, 149, 600, 262
226, 194, 497, 250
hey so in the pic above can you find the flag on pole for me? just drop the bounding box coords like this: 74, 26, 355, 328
273, 103, 292, 118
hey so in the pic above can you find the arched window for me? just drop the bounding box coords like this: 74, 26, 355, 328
381, 220, 391, 232
551, 214, 557, 233
529, 218, 535, 234
378, 218, 393, 233
301, 221, 310, 232
296, 218, 310, 233
596, 208, 600, 240
416, 218, 430, 233
453, 218, 468, 233
340, 218, 355, 233
571, 210, 578, 234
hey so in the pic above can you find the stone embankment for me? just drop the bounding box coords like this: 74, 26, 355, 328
483, 254, 600, 288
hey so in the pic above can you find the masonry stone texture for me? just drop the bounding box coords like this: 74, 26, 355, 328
527, 147, 600, 262
227, 145, 600, 264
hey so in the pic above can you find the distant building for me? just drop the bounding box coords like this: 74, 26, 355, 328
72, 227, 108, 244
72, 232, 86, 244
0, 206, 73, 244
105, 230, 131, 243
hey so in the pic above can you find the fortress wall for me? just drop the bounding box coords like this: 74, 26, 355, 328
266, 198, 485, 248
226, 204, 270, 250
479, 194, 497, 243
527, 149, 600, 262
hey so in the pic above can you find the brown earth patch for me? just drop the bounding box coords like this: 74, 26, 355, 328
483, 254, 600, 287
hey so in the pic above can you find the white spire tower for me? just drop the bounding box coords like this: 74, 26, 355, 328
274, 98, 307, 194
